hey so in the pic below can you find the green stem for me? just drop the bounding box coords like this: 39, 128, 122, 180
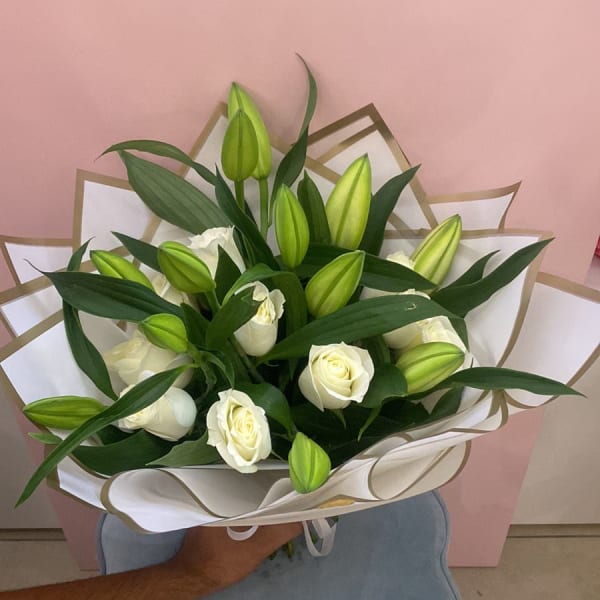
234, 180, 245, 210
231, 338, 265, 383
258, 178, 269, 239
205, 289, 220, 314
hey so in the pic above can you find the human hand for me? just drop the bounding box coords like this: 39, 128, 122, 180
166, 522, 303, 592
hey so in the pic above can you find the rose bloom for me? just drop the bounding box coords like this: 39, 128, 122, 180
103, 330, 192, 389
116, 383, 197, 442
206, 389, 271, 473
299, 343, 375, 411
187, 226, 246, 278
234, 282, 285, 357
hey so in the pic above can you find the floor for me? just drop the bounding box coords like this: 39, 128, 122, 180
0, 528, 599, 598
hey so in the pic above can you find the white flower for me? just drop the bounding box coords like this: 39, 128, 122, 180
116, 384, 197, 441
103, 330, 192, 388
206, 389, 271, 473
187, 226, 245, 278
151, 273, 189, 306
420, 316, 467, 352
385, 250, 415, 270
298, 343, 375, 411
233, 282, 285, 356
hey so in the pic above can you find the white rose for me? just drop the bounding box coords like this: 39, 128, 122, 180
103, 330, 192, 388
206, 389, 271, 473
187, 226, 246, 278
420, 316, 467, 352
233, 282, 285, 357
381, 289, 432, 349
116, 384, 197, 441
151, 273, 189, 306
298, 343, 375, 411
385, 250, 415, 270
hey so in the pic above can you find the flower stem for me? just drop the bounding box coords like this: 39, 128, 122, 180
205, 289, 221, 314
234, 180, 245, 210
231, 338, 265, 383
258, 178, 269, 239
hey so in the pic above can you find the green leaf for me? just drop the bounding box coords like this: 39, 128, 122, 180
271, 57, 318, 200
424, 387, 464, 423
181, 303, 208, 346
195, 349, 235, 388
297, 171, 330, 245
223, 264, 307, 337
361, 336, 391, 366
63, 242, 117, 400
237, 382, 294, 435
431, 367, 582, 396
297, 55, 318, 135
17, 367, 188, 506
46, 271, 182, 322
359, 166, 420, 255
214, 170, 279, 269
445, 251, 498, 288
205, 287, 260, 349
298, 245, 434, 291
357, 407, 381, 441
112, 232, 161, 272
119, 151, 229, 234
214, 246, 242, 303
432, 239, 552, 317
73, 430, 173, 475
103, 139, 216, 185
28, 432, 62, 445
149, 432, 219, 467
262, 295, 458, 362
360, 365, 407, 409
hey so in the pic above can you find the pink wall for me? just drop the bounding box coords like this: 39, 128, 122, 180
1, 1, 599, 566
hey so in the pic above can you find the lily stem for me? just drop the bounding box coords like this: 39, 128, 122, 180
205, 289, 221, 314
234, 180, 245, 211
258, 178, 269, 239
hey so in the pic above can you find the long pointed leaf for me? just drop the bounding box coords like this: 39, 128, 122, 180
445, 251, 498, 288
432, 239, 552, 317
103, 139, 216, 185
119, 151, 229, 234
112, 232, 160, 272
17, 367, 187, 506
46, 271, 183, 322
63, 241, 116, 400
360, 166, 420, 255
149, 432, 219, 467
261, 295, 459, 362
205, 287, 260, 349
297, 171, 330, 245
432, 367, 582, 396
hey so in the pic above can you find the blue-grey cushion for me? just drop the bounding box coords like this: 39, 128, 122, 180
97, 491, 461, 599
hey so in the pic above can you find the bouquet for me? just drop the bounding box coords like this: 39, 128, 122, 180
2, 61, 593, 542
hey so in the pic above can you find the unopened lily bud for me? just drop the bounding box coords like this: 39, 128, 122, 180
158, 241, 215, 294
395, 342, 465, 395
228, 83, 272, 179
305, 250, 365, 318
139, 313, 189, 354
288, 432, 331, 494
90, 251, 152, 288
325, 155, 371, 249
23, 396, 105, 430
411, 215, 462, 285
221, 109, 258, 182
274, 185, 309, 269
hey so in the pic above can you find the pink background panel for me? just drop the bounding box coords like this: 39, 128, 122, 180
1, 1, 599, 567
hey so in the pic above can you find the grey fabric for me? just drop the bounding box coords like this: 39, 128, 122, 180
97, 491, 461, 599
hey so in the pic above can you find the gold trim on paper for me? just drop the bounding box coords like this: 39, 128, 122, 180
0, 241, 21, 287
314, 122, 380, 164
307, 104, 377, 146
536, 271, 600, 302
317, 496, 355, 509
